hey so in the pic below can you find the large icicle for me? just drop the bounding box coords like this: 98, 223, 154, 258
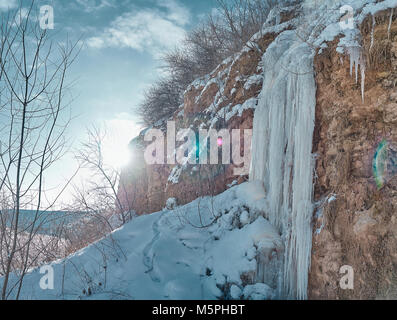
250, 30, 316, 299
346, 46, 366, 102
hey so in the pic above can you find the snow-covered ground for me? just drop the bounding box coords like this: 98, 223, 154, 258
0, 182, 283, 300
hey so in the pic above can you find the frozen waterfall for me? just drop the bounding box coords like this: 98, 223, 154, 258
250, 30, 316, 300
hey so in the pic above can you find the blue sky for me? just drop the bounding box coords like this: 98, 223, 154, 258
0, 0, 217, 206
53, 0, 216, 130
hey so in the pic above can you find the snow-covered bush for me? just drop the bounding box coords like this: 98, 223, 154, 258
165, 198, 178, 210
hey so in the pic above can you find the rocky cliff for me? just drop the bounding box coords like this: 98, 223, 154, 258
310, 8, 397, 299
119, 2, 397, 299
118, 30, 288, 215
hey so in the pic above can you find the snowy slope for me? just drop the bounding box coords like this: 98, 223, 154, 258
0, 182, 282, 300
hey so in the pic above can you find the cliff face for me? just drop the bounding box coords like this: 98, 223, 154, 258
118, 31, 282, 215
309, 9, 397, 299
119, 4, 397, 299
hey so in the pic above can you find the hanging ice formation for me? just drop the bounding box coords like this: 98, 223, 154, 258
339, 17, 367, 103
250, 30, 316, 300
347, 45, 366, 102
370, 15, 376, 51
388, 8, 394, 40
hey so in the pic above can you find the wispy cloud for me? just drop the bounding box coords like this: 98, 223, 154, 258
0, 0, 18, 11
76, 0, 116, 13
157, 0, 191, 25
86, 0, 190, 57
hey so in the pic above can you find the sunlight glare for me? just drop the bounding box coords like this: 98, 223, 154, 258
101, 118, 141, 169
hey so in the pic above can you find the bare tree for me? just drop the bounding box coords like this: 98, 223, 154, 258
139, 0, 278, 126
74, 126, 134, 227
0, 2, 79, 299
138, 77, 183, 126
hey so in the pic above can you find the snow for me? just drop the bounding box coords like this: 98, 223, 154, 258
206, 217, 279, 288
328, 195, 337, 203
168, 165, 182, 184
239, 211, 250, 226
230, 284, 242, 299
208, 98, 258, 129
244, 74, 263, 91
225, 98, 258, 122
227, 180, 238, 188
243, 283, 274, 300
314, 208, 325, 236
0, 182, 283, 300
186, 75, 211, 93
165, 198, 178, 210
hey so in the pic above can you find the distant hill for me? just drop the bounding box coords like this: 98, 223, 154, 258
2, 210, 82, 236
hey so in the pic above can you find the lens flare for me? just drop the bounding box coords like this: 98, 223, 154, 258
373, 139, 389, 189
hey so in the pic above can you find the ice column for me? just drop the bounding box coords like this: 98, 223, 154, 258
250, 30, 316, 299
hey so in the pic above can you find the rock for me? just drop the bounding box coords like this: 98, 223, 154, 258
353, 208, 377, 238
310, 10, 397, 299
384, 102, 397, 123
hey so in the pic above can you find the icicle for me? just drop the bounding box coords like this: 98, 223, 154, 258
370, 15, 375, 51
388, 8, 394, 40
347, 46, 366, 102
361, 62, 366, 103
349, 52, 353, 76
250, 30, 316, 299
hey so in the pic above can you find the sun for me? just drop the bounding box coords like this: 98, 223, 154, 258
101, 118, 141, 169
102, 140, 131, 168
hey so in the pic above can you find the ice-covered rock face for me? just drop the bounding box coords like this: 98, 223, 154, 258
249, 0, 397, 300
250, 29, 316, 300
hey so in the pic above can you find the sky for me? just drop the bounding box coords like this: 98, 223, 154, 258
0, 0, 217, 207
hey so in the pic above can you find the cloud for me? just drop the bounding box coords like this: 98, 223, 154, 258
157, 0, 191, 25
86, 0, 189, 57
76, 0, 115, 13
0, 0, 18, 11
